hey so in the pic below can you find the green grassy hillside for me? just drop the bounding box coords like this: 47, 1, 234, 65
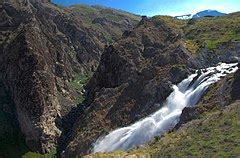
184, 12, 240, 50
152, 12, 240, 52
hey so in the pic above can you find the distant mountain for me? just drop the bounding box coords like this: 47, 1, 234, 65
192, 10, 226, 18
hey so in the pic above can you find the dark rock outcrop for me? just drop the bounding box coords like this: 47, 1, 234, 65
231, 69, 240, 100
175, 107, 200, 129
194, 41, 240, 68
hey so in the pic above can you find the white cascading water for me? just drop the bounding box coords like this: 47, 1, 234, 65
93, 63, 239, 153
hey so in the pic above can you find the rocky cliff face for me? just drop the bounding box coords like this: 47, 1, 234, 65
193, 41, 240, 68
62, 17, 195, 157
0, 0, 139, 154
184, 12, 240, 67
71, 14, 240, 157
84, 66, 240, 157
1, 0, 240, 157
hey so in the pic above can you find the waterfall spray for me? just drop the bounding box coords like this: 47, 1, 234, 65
93, 63, 239, 153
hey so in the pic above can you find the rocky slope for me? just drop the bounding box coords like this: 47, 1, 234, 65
0, 0, 139, 156
85, 63, 240, 158
68, 4, 141, 44
85, 14, 240, 158
184, 12, 240, 67
66, 14, 240, 157
62, 16, 196, 157
1, 0, 240, 157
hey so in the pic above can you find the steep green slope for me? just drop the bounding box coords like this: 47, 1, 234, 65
150, 12, 240, 53
184, 12, 240, 50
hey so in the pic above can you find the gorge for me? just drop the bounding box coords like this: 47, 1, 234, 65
0, 0, 240, 157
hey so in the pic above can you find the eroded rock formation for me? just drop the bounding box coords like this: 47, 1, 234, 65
0, 0, 139, 154
63, 16, 195, 157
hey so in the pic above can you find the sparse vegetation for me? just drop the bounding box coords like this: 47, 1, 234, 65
69, 73, 92, 91
150, 12, 240, 52
152, 15, 186, 31
22, 150, 56, 158
184, 13, 240, 50
69, 4, 140, 23
67, 4, 140, 44
70, 5, 99, 14
185, 39, 200, 54
69, 72, 93, 104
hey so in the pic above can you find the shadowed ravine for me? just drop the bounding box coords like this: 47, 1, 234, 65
92, 63, 239, 153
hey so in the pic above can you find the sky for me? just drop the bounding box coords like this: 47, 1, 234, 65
52, 0, 240, 16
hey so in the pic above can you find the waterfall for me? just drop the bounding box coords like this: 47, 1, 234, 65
93, 63, 239, 153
